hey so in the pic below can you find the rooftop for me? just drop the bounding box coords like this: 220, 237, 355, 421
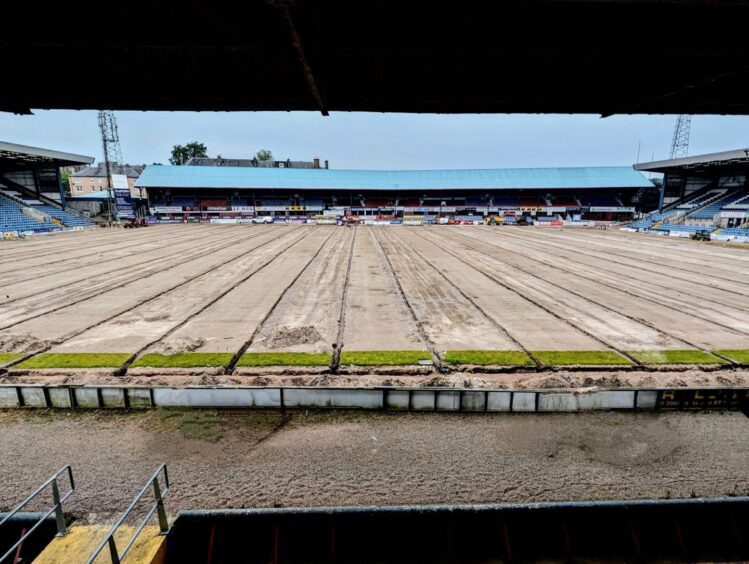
0, 141, 94, 169
136, 165, 652, 191
72, 163, 145, 178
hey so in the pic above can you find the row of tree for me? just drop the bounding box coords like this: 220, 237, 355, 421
169, 142, 273, 165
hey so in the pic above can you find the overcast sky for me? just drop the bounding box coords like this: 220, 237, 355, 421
1, 110, 748, 170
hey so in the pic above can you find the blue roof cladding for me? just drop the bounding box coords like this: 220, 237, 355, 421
136, 165, 652, 191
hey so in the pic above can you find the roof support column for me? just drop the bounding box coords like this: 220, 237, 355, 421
56, 167, 67, 210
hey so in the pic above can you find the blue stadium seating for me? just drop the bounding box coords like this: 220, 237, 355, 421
261, 198, 291, 206
655, 223, 715, 234
32, 205, 92, 228
676, 189, 725, 210
0, 197, 60, 233
630, 210, 675, 229
465, 197, 488, 206
689, 191, 746, 219
720, 227, 749, 237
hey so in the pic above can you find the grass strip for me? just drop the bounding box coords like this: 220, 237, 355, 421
0, 353, 22, 365
340, 350, 432, 366
236, 352, 331, 367
629, 349, 728, 365
532, 350, 632, 366
443, 350, 533, 366
712, 349, 749, 365
131, 352, 234, 368
16, 353, 131, 369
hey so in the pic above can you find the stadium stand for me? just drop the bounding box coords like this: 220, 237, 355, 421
0, 194, 60, 233
171, 197, 196, 208
630, 210, 677, 230
200, 199, 228, 208
722, 192, 749, 209
454, 215, 483, 222
675, 189, 726, 210
655, 223, 715, 234
548, 194, 579, 207
494, 195, 520, 207
261, 198, 291, 206
301, 198, 324, 207
398, 198, 421, 207
578, 194, 621, 207
31, 204, 92, 228
720, 227, 749, 236
465, 197, 489, 206
688, 191, 746, 219
520, 197, 542, 207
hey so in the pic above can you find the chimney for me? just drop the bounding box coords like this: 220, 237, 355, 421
313, 158, 320, 169
325, 160, 329, 169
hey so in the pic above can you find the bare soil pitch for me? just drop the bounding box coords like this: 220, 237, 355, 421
0, 224, 747, 386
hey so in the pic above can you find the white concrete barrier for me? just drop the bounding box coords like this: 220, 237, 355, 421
0, 385, 743, 413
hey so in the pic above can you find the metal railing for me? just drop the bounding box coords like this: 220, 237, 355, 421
86, 464, 170, 564
0, 465, 75, 563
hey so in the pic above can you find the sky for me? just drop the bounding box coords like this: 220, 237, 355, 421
1, 110, 748, 170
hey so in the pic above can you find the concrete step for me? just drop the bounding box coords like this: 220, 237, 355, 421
33, 524, 166, 564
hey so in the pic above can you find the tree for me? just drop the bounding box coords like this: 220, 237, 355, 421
170, 142, 208, 165
255, 149, 273, 161
60, 169, 71, 196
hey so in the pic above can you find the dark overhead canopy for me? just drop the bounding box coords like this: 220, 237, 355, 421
4, 1, 749, 116
0, 141, 94, 170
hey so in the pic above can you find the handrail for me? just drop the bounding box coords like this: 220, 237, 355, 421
0, 465, 74, 563
86, 464, 170, 564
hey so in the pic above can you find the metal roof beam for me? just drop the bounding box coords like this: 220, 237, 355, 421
268, 0, 328, 116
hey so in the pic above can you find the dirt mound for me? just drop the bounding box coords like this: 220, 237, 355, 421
0, 334, 47, 353
151, 337, 205, 355
265, 326, 323, 349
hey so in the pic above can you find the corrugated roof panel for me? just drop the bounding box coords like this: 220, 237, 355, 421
136, 165, 652, 191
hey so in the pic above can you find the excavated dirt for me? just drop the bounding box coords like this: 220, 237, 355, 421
0, 333, 47, 353
2, 367, 747, 389
264, 325, 324, 349
0, 409, 746, 522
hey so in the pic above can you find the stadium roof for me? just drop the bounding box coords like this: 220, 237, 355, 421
634, 148, 749, 176
137, 165, 651, 191
3, 1, 749, 115
0, 141, 94, 169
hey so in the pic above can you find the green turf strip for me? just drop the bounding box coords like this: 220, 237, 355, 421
131, 353, 234, 368
532, 350, 632, 366
16, 353, 131, 369
0, 353, 22, 365
629, 349, 728, 365
340, 350, 432, 366
236, 352, 331, 367
443, 350, 533, 366
713, 349, 749, 365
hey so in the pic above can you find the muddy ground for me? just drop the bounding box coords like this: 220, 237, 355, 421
0, 409, 746, 523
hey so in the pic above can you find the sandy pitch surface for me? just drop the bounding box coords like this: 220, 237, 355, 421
0, 224, 747, 384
